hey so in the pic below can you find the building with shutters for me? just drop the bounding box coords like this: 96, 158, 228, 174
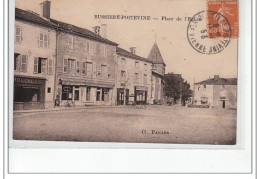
14, 5, 57, 110
49, 15, 118, 107
193, 75, 237, 109
116, 47, 153, 105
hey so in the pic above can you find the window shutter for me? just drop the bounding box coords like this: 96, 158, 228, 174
63, 58, 68, 73
20, 28, 23, 42
42, 59, 46, 74
93, 63, 96, 77
34, 57, 38, 73
17, 55, 21, 71
47, 34, 50, 48
37, 34, 40, 47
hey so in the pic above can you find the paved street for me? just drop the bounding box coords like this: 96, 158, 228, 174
13, 105, 237, 145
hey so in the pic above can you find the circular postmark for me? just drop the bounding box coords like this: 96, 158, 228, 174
187, 10, 231, 55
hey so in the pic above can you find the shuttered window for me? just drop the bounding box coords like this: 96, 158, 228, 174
15, 27, 22, 43
82, 62, 86, 75
76, 61, 80, 74
39, 33, 49, 48
48, 59, 53, 75
86, 62, 93, 77
63, 59, 68, 73
21, 55, 28, 72
34, 57, 47, 74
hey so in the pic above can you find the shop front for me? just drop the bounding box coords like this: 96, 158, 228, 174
134, 86, 148, 105
13, 76, 46, 110
58, 79, 114, 106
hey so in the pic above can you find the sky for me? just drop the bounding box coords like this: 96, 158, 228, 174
15, 0, 238, 86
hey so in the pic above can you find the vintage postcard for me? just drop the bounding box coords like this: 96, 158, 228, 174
12, 0, 238, 145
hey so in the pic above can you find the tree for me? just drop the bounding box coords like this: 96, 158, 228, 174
163, 73, 192, 105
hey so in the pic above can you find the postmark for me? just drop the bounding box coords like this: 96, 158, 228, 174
187, 10, 231, 55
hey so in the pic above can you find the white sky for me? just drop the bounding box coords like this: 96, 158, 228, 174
15, 0, 238, 85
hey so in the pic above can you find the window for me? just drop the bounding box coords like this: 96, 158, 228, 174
39, 33, 49, 48
134, 73, 139, 83
47, 87, 51, 93
63, 59, 68, 73
68, 58, 75, 74
15, 27, 22, 43
68, 36, 76, 50
96, 88, 101, 101
74, 87, 79, 101
135, 61, 139, 68
101, 65, 107, 77
34, 57, 47, 74
82, 62, 87, 75
14, 54, 27, 72
48, 59, 53, 75
121, 58, 126, 65
144, 63, 147, 70
76, 61, 80, 74
143, 74, 147, 84
121, 70, 126, 80
14, 53, 20, 71
86, 62, 93, 76
86, 87, 91, 101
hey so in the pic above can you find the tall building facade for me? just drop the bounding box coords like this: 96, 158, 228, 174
14, 6, 56, 110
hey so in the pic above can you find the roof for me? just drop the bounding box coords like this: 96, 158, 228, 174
195, 78, 237, 85
147, 42, 165, 65
15, 8, 57, 28
15, 8, 118, 46
50, 19, 118, 46
116, 47, 151, 63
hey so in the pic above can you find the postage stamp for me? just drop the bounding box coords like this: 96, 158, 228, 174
208, 0, 239, 38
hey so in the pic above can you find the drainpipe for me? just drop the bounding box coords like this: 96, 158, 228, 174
53, 29, 59, 108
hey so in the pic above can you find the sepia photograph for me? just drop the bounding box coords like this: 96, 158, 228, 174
12, 0, 238, 145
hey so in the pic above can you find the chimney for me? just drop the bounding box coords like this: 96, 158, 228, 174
129, 47, 136, 54
93, 26, 101, 35
40, 0, 51, 19
100, 24, 107, 38
214, 75, 219, 80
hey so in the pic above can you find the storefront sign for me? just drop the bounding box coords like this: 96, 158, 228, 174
14, 76, 45, 85
135, 86, 148, 91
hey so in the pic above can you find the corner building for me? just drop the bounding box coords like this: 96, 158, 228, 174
14, 6, 56, 110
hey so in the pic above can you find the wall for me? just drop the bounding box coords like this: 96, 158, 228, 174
14, 20, 56, 109
213, 85, 237, 109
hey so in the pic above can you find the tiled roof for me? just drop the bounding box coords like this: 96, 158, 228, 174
147, 42, 165, 65
15, 8, 56, 28
50, 19, 118, 46
195, 78, 237, 85
15, 8, 118, 46
116, 47, 151, 63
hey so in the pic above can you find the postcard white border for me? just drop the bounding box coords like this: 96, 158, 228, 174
5, 0, 255, 174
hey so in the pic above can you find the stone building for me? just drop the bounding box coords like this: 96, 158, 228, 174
147, 42, 166, 104
14, 4, 57, 110
193, 75, 237, 109
116, 47, 153, 105
50, 20, 118, 106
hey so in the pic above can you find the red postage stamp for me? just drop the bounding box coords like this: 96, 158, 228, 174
207, 0, 239, 38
